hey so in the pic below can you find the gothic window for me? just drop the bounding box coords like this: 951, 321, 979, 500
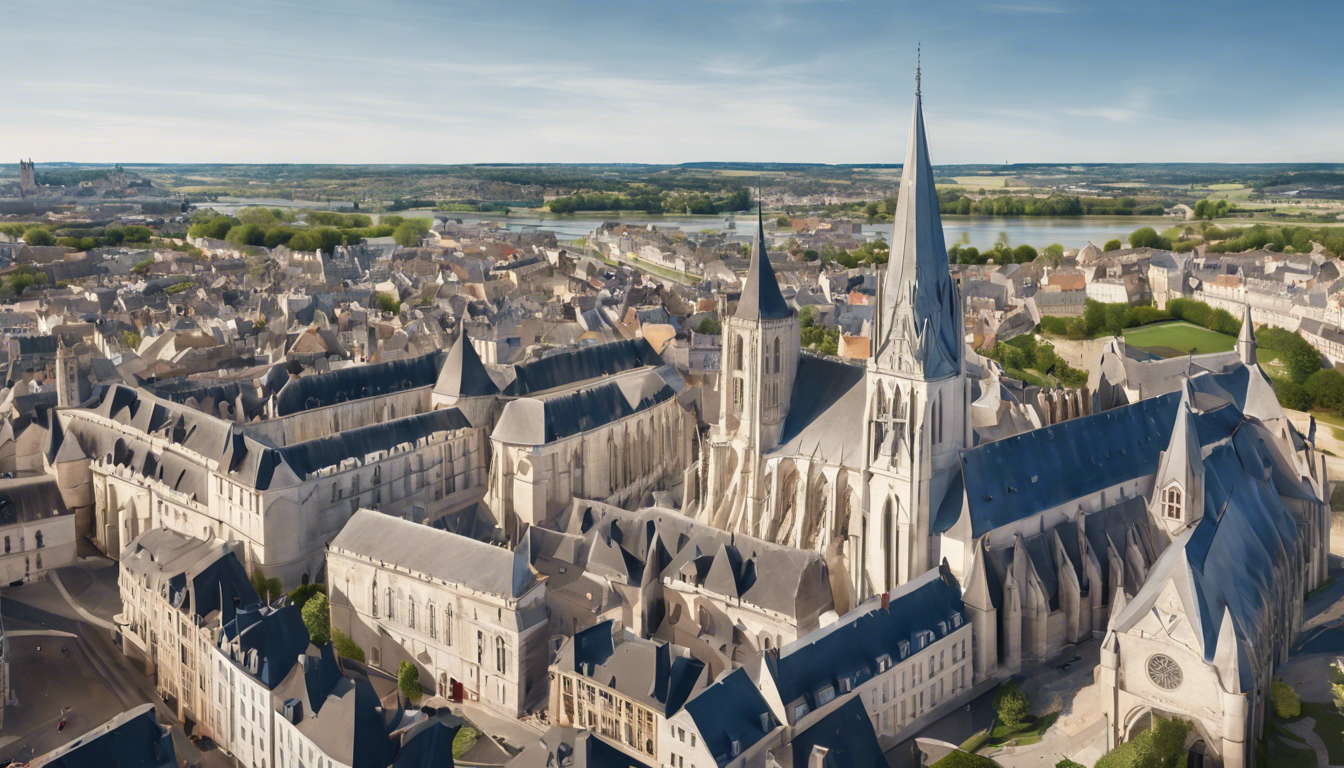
734, 336, 744, 372
408, 596, 416, 629
403, 459, 412, 496
773, 337, 781, 374
445, 605, 454, 646
445, 444, 456, 494
428, 602, 437, 639
371, 578, 378, 615
1146, 654, 1183, 690
733, 378, 744, 415
608, 433, 619, 493
496, 636, 506, 673
1162, 484, 1183, 520
385, 587, 394, 620
372, 466, 381, 506
3, 536, 8, 554
35, 530, 42, 549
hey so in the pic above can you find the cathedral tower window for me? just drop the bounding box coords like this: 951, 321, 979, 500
1162, 484, 1183, 520
773, 337, 781, 374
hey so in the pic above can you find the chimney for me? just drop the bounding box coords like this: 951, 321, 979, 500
880, 592, 890, 612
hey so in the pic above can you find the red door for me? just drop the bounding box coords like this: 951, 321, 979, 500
453, 680, 464, 702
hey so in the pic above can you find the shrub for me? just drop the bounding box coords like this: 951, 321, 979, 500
1095, 715, 1190, 768
331, 628, 364, 662
1272, 680, 1301, 719
289, 582, 327, 610
1040, 316, 1068, 336
249, 570, 283, 602
23, 227, 55, 246
930, 752, 999, 768
1056, 761, 1086, 768
993, 680, 1031, 728
1305, 369, 1344, 414
398, 661, 423, 703
375, 291, 402, 314
301, 592, 331, 647
695, 316, 722, 335
1273, 380, 1313, 411
1103, 239, 1122, 252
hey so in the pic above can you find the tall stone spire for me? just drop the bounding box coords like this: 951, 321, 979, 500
1237, 303, 1256, 365
875, 65, 961, 379
733, 198, 791, 322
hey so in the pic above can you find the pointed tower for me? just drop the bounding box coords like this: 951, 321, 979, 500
55, 336, 78, 408
702, 200, 800, 533
862, 59, 969, 596
432, 327, 500, 427
1237, 303, 1256, 365
1150, 381, 1204, 534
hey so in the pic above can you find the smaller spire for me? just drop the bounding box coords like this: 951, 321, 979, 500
733, 195, 791, 322
916, 42, 921, 96
1237, 303, 1256, 365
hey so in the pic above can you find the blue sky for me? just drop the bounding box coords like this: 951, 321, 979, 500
4, 0, 1341, 164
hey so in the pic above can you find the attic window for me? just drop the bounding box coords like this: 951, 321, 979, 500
1162, 484, 1183, 521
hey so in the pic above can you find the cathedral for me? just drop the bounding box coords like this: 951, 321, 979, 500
694, 78, 1329, 768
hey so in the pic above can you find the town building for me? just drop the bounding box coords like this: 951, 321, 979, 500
326, 509, 550, 717
0, 475, 76, 584
28, 704, 177, 768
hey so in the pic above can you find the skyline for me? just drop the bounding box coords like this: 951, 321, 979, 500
6, 0, 1343, 165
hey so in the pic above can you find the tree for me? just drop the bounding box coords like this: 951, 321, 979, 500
1128, 227, 1170, 250
1281, 338, 1325, 384
120, 330, 141, 350
332, 628, 365, 662
225, 223, 267, 247
393, 220, 429, 247
23, 227, 55, 246
776, 215, 790, 227
398, 661, 423, 703
1043, 243, 1064, 265
1103, 239, 1122, 252
802, 248, 819, 262
1012, 244, 1038, 263
375, 291, 402, 314
301, 592, 331, 646
695, 316, 722, 335
7, 268, 47, 295
993, 680, 1030, 728
250, 570, 283, 603
1271, 680, 1301, 719
289, 582, 327, 610
1193, 200, 1210, 219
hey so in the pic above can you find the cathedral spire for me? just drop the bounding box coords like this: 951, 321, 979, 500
733, 196, 791, 322
1237, 303, 1256, 365
875, 61, 961, 379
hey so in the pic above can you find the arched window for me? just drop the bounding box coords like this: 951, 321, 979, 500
1163, 485, 1183, 520
407, 596, 416, 629
428, 602, 437, 639
372, 466, 382, 506
445, 443, 456, 494
445, 604, 454, 646
371, 578, 378, 615
608, 433, 619, 493
734, 337, 744, 371
773, 337, 781, 374
35, 530, 43, 549
733, 378, 744, 415
573, 449, 584, 497
385, 587, 394, 620
496, 636, 506, 673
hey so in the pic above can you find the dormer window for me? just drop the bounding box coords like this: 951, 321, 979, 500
1162, 483, 1183, 520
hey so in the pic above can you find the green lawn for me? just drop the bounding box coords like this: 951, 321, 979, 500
1258, 719, 1319, 768
963, 712, 1060, 752
1122, 321, 1236, 357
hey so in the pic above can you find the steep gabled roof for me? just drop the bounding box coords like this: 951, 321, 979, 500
435, 328, 499, 398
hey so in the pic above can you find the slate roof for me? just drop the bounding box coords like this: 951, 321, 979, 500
555, 620, 707, 717
773, 354, 867, 464
780, 695, 886, 768
0, 475, 72, 526
733, 204, 791, 322
294, 676, 398, 768
273, 351, 444, 416
435, 329, 499, 398
682, 667, 776, 767
507, 726, 654, 768
219, 603, 310, 690
29, 704, 176, 768
271, 408, 472, 481
505, 338, 663, 396
491, 369, 677, 446
330, 509, 538, 599
768, 568, 964, 715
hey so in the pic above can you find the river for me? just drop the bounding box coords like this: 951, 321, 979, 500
200, 198, 1173, 251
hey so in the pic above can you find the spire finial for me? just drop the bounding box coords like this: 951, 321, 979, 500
916, 43, 921, 96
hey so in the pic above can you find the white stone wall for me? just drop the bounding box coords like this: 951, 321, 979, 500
0, 514, 75, 584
